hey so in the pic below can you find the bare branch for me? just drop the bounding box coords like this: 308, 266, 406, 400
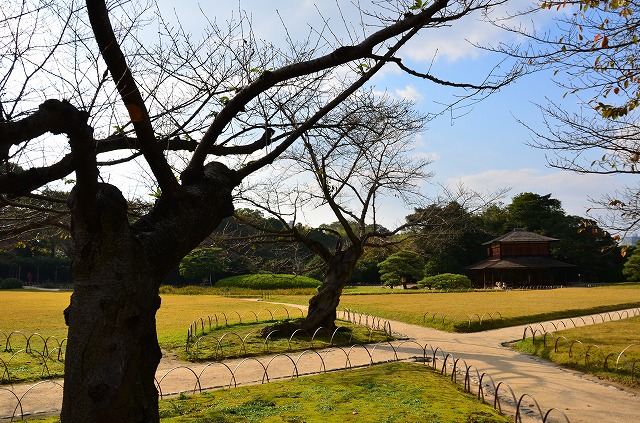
86, 0, 181, 197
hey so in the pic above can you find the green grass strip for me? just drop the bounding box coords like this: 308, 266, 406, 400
16, 362, 512, 423
512, 316, 640, 388
158, 362, 510, 423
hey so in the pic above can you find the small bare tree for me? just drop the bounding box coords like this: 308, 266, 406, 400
238, 91, 431, 333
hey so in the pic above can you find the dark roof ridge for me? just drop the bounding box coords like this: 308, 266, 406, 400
482, 228, 559, 245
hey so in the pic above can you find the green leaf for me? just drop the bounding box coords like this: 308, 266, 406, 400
408, 0, 423, 10
357, 63, 370, 74
249, 67, 274, 74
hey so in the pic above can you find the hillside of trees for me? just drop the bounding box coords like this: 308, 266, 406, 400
2, 192, 625, 286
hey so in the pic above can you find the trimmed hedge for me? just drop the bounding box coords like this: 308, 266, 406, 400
0, 278, 23, 289
216, 274, 322, 290
418, 273, 471, 290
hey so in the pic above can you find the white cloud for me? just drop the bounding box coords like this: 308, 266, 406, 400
402, 0, 556, 64
395, 85, 423, 102
448, 168, 622, 217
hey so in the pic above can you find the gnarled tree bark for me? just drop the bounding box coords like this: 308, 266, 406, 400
261, 245, 362, 336
62, 162, 238, 422
63, 184, 162, 422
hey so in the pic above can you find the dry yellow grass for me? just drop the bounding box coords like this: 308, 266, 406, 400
2, 285, 639, 340
273, 285, 640, 330
0, 290, 303, 347
0, 290, 71, 338
340, 286, 640, 318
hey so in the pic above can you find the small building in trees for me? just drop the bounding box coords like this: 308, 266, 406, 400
465, 228, 576, 288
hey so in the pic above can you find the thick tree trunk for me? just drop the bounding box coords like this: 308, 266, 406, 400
305, 251, 357, 330
62, 185, 162, 422
62, 269, 161, 422
61, 163, 236, 422
262, 247, 361, 336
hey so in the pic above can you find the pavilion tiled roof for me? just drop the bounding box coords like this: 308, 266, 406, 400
465, 256, 576, 270
482, 228, 558, 245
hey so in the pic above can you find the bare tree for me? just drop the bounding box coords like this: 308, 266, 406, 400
493, 0, 640, 233
238, 91, 431, 333
0, 0, 519, 420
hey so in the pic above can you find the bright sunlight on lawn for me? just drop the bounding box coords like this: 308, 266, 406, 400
513, 315, 640, 388
273, 285, 640, 331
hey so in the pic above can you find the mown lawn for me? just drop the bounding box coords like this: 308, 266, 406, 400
3, 285, 640, 340
158, 362, 511, 423
2, 285, 640, 384
513, 315, 640, 388
273, 285, 640, 331
0, 290, 307, 384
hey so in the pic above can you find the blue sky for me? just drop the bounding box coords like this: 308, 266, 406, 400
150, 0, 630, 229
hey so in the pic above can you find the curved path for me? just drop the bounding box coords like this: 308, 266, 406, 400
1, 307, 639, 422
383, 315, 640, 423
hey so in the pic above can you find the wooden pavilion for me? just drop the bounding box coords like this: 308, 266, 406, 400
465, 228, 576, 288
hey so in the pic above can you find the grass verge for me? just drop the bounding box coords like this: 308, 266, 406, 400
512, 316, 640, 389
13, 362, 511, 423
176, 319, 391, 362
158, 361, 510, 422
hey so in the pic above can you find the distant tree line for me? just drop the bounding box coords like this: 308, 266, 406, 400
404, 192, 624, 284
181, 192, 625, 286
1, 191, 626, 286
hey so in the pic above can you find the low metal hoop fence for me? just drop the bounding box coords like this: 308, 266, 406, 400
185, 306, 306, 353
0, 330, 66, 385
521, 308, 640, 384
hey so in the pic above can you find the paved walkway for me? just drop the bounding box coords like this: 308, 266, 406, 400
1, 307, 639, 422
384, 315, 640, 423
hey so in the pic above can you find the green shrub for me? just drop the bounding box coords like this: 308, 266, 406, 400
159, 285, 213, 295
216, 274, 322, 290
418, 273, 471, 290
0, 278, 24, 289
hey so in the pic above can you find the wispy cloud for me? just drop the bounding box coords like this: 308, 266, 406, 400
395, 85, 423, 102
448, 168, 621, 217
401, 0, 555, 64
